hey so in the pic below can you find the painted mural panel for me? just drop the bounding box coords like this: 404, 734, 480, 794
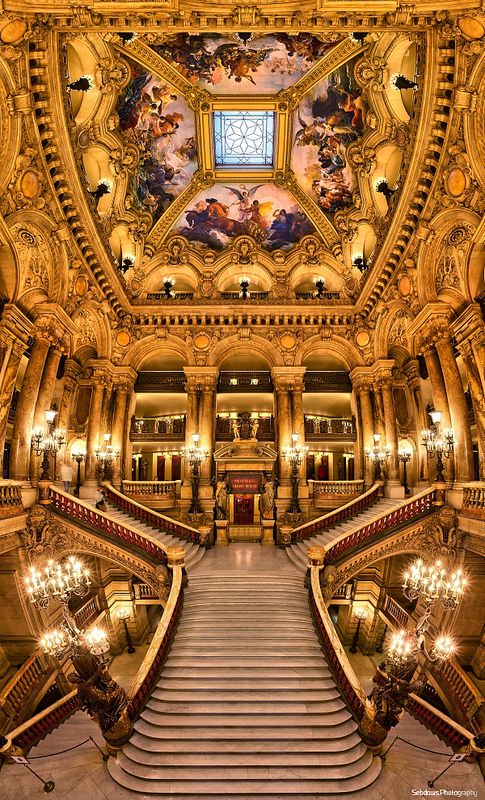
290, 56, 368, 218
117, 61, 198, 223
151, 33, 341, 94
170, 184, 314, 251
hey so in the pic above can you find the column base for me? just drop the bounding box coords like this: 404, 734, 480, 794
261, 519, 275, 546
215, 519, 229, 546
445, 483, 464, 510
79, 480, 98, 500
384, 481, 405, 499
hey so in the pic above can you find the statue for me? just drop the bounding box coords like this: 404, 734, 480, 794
259, 476, 275, 519
68, 643, 128, 735
358, 667, 425, 749
215, 479, 229, 520
250, 416, 260, 439
231, 417, 241, 439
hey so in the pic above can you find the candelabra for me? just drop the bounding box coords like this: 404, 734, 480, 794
71, 447, 86, 497
313, 276, 325, 299
181, 433, 208, 514
239, 275, 251, 299
398, 447, 412, 495
118, 254, 135, 274
117, 607, 135, 654
365, 434, 391, 481
25, 556, 109, 660
352, 254, 368, 273
162, 276, 175, 298
350, 607, 368, 653
31, 409, 65, 481
422, 410, 454, 482
282, 433, 308, 514
385, 556, 466, 676
95, 433, 119, 481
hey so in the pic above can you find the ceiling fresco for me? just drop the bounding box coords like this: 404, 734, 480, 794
170, 184, 315, 251
291, 56, 367, 218
151, 33, 342, 94
117, 60, 198, 222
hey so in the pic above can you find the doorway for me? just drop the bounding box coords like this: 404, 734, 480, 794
234, 494, 254, 524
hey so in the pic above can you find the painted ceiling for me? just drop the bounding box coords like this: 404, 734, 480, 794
66, 30, 421, 292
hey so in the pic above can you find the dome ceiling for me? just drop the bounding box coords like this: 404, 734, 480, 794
65, 29, 421, 302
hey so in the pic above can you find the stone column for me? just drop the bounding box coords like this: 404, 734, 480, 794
460, 343, 485, 480
29, 345, 63, 481
273, 382, 292, 485
198, 372, 218, 484
111, 383, 130, 488
0, 340, 24, 476
10, 334, 51, 481
402, 359, 429, 485
435, 336, 474, 483
359, 385, 375, 485
57, 359, 82, 433
379, 378, 400, 483
101, 380, 114, 436
290, 374, 306, 483
83, 372, 106, 491
422, 346, 452, 428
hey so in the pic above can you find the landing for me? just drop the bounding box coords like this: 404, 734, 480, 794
191, 542, 300, 576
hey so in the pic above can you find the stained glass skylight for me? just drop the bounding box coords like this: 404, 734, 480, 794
213, 111, 274, 167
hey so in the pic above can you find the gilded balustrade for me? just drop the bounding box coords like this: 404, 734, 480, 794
0, 481, 24, 519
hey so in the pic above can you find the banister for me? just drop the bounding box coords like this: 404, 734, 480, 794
104, 482, 201, 545
309, 565, 367, 721
292, 483, 380, 542
324, 486, 436, 565
127, 565, 183, 720
49, 485, 169, 564
0, 690, 79, 753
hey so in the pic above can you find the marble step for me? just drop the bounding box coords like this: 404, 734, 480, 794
145, 698, 346, 715
151, 688, 341, 701
160, 666, 332, 679
124, 740, 365, 765
139, 710, 352, 728
134, 717, 358, 740
169, 642, 323, 653
155, 678, 336, 690
129, 730, 362, 754
165, 656, 327, 666
107, 756, 382, 794
173, 633, 318, 643
116, 751, 374, 780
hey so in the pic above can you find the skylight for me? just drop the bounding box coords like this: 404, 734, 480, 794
213, 111, 274, 167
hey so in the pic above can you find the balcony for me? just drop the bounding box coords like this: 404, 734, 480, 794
304, 415, 356, 441
216, 414, 275, 441
130, 415, 186, 442
218, 371, 273, 393
135, 372, 186, 392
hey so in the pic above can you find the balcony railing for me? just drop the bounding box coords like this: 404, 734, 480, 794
304, 415, 356, 440
383, 595, 410, 629
0, 480, 24, 519
130, 415, 186, 441
0, 655, 51, 734
462, 482, 485, 519
304, 371, 352, 392
215, 414, 275, 441
311, 480, 364, 499
134, 372, 186, 393
218, 371, 273, 392
122, 480, 180, 499
73, 596, 100, 630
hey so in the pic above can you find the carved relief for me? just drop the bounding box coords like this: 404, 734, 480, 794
10, 223, 52, 299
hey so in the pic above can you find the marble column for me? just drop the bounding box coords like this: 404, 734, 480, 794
403, 360, 429, 484
380, 379, 400, 482
274, 385, 292, 484
101, 381, 114, 436
198, 376, 217, 483
435, 337, 474, 483
0, 341, 24, 476
358, 386, 375, 485
10, 335, 51, 481
123, 387, 136, 483
84, 378, 106, 487
291, 378, 306, 482
111, 384, 129, 488
461, 343, 485, 480
29, 346, 63, 481
423, 346, 452, 428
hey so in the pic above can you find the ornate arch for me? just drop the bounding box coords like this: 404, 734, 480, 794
208, 333, 284, 368
123, 332, 193, 370
296, 334, 364, 371
374, 300, 414, 359
71, 300, 112, 359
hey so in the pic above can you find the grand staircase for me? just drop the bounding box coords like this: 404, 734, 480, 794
108, 546, 381, 797
105, 504, 205, 571
286, 497, 402, 572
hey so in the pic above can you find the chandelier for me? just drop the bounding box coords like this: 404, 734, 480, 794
422, 409, 454, 482
40, 622, 110, 660
181, 433, 208, 514
283, 433, 308, 514
95, 433, 120, 480
403, 558, 466, 610
387, 629, 420, 671
365, 433, 391, 481
25, 556, 91, 609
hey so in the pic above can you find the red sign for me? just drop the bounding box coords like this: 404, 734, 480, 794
229, 473, 261, 494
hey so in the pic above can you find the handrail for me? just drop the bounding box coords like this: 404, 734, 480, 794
309, 562, 484, 757
49, 486, 169, 564
104, 483, 201, 545
127, 565, 183, 720
0, 690, 79, 753
0, 655, 50, 731
324, 486, 436, 565
292, 483, 380, 542
309, 565, 367, 721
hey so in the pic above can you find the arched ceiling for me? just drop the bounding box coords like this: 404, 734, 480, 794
64, 29, 421, 302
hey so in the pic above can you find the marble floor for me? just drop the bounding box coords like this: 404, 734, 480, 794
0, 544, 483, 799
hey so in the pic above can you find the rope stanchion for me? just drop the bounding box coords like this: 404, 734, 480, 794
21, 735, 108, 762
381, 735, 452, 761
